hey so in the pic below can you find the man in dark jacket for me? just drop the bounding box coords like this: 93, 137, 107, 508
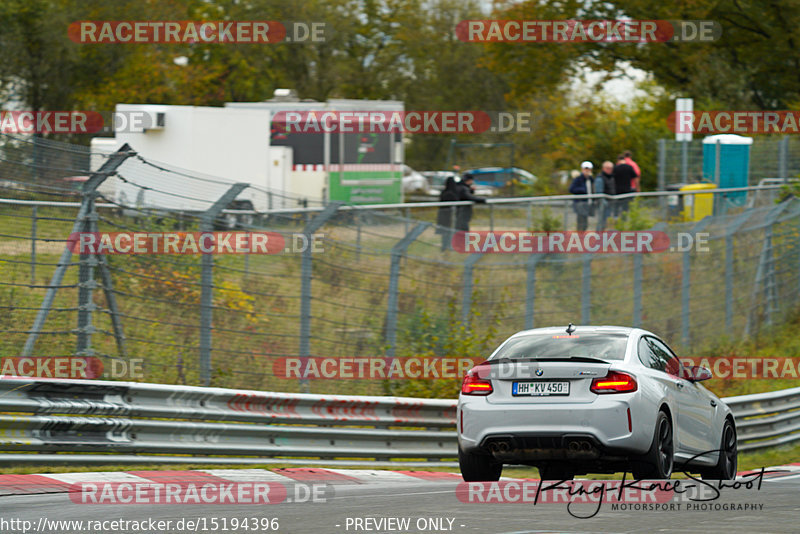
612, 154, 636, 215
454, 173, 486, 231
594, 161, 615, 230
436, 175, 459, 251
569, 161, 594, 231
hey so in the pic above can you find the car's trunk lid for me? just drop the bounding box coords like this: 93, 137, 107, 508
479, 357, 611, 404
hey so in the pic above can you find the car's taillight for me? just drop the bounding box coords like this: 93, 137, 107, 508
461, 373, 493, 395
590, 371, 637, 394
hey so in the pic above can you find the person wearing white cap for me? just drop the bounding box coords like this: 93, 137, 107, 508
569, 161, 595, 231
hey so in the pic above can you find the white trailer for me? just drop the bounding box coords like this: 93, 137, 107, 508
90, 104, 300, 213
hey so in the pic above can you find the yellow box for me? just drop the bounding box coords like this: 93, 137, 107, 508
679, 183, 715, 221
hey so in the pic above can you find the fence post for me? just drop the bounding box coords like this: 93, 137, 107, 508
385, 223, 429, 358
779, 136, 789, 182
355, 211, 362, 261
658, 139, 667, 217
524, 254, 543, 329
581, 255, 592, 324
681, 140, 689, 182
724, 210, 755, 331
199, 183, 249, 386
682, 216, 714, 347
22, 144, 134, 357
797, 207, 800, 300
632, 254, 643, 327
526, 201, 533, 230
745, 203, 790, 336
30, 206, 37, 286
461, 252, 484, 326
298, 203, 342, 391
75, 205, 98, 355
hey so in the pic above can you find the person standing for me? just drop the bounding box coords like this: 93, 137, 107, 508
435, 175, 459, 251
569, 161, 594, 231
623, 150, 641, 192
594, 161, 615, 231
454, 173, 486, 232
613, 154, 636, 215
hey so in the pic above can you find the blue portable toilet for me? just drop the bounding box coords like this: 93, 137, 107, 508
702, 134, 752, 206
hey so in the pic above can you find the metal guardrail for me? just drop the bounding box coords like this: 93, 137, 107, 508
0, 377, 457, 466
0, 378, 797, 464
725, 386, 800, 452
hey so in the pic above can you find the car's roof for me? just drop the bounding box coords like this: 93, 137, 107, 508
509, 325, 639, 338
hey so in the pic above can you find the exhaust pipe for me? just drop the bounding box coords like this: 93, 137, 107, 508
581, 441, 592, 452
488, 442, 499, 454
497, 441, 510, 453
568, 441, 580, 452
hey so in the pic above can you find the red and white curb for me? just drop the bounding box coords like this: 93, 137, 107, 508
0, 468, 464, 496
1, 464, 798, 497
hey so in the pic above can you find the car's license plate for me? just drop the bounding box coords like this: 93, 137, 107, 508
512, 381, 570, 396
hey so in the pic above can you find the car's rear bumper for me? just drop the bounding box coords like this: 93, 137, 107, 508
458, 394, 653, 460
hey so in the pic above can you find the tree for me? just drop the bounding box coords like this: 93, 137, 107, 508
584, 0, 800, 109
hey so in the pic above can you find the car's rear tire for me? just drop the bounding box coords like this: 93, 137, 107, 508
538, 464, 574, 481
632, 410, 673, 479
458, 446, 502, 482
701, 419, 737, 480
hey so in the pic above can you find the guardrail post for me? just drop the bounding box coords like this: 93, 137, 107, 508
299, 203, 342, 391
524, 254, 543, 329
581, 255, 592, 324
682, 216, 714, 347
386, 223, 430, 357
199, 183, 249, 386
461, 252, 483, 326
22, 144, 134, 357
724, 210, 755, 331
632, 254, 643, 327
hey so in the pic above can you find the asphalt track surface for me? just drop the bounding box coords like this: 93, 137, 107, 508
5, 467, 800, 534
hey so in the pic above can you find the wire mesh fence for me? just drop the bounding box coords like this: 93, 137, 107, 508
1, 132, 799, 397
658, 136, 800, 187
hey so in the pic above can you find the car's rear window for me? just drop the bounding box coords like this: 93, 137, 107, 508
489, 332, 629, 361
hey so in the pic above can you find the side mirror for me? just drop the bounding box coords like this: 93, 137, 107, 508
681, 365, 712, 382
